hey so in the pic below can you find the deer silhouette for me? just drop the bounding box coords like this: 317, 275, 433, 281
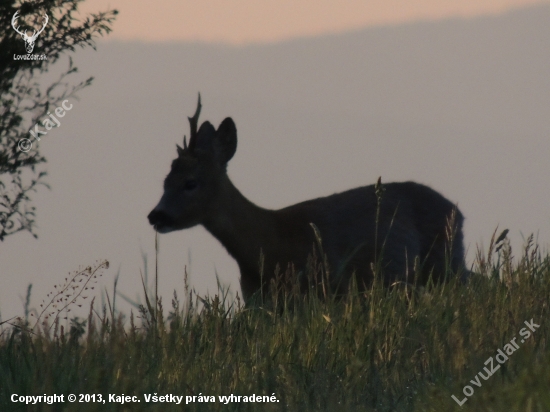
148, 95, 467, 302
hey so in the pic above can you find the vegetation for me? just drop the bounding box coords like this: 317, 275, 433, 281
1, 230, 549, 411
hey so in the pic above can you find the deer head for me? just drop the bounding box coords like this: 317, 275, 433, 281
148, 94, 238, 233
12, 11, 48, 54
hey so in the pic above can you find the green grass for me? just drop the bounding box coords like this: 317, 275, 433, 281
1, 231, 549, 411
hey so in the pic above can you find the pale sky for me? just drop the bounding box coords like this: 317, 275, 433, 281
80, 0, 548, 44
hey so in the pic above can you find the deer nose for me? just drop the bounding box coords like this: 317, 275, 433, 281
148, 209, 173, 227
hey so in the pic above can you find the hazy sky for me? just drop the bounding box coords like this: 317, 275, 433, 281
2, 1, 550, 323
80, 0, 548, 43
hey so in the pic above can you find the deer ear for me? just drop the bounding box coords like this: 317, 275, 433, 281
214, 118, 237, 164
193, 121, 216, 152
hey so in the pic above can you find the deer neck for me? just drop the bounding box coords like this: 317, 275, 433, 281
201, 175, 277, 270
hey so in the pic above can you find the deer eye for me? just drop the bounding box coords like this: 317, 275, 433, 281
184, 180, 198, 191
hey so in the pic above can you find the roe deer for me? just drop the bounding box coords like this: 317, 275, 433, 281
148, 95, 467, 302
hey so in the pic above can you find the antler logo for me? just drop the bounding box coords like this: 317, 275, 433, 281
12, 11, 48, 54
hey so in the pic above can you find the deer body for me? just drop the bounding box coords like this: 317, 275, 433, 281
148, 96, 466, 301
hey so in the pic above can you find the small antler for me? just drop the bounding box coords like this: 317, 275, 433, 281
32, 13, 48, 40
11, 11, 25, 36
186, 93, 202, 152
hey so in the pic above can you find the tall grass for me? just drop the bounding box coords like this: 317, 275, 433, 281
1, 231, 549, 411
